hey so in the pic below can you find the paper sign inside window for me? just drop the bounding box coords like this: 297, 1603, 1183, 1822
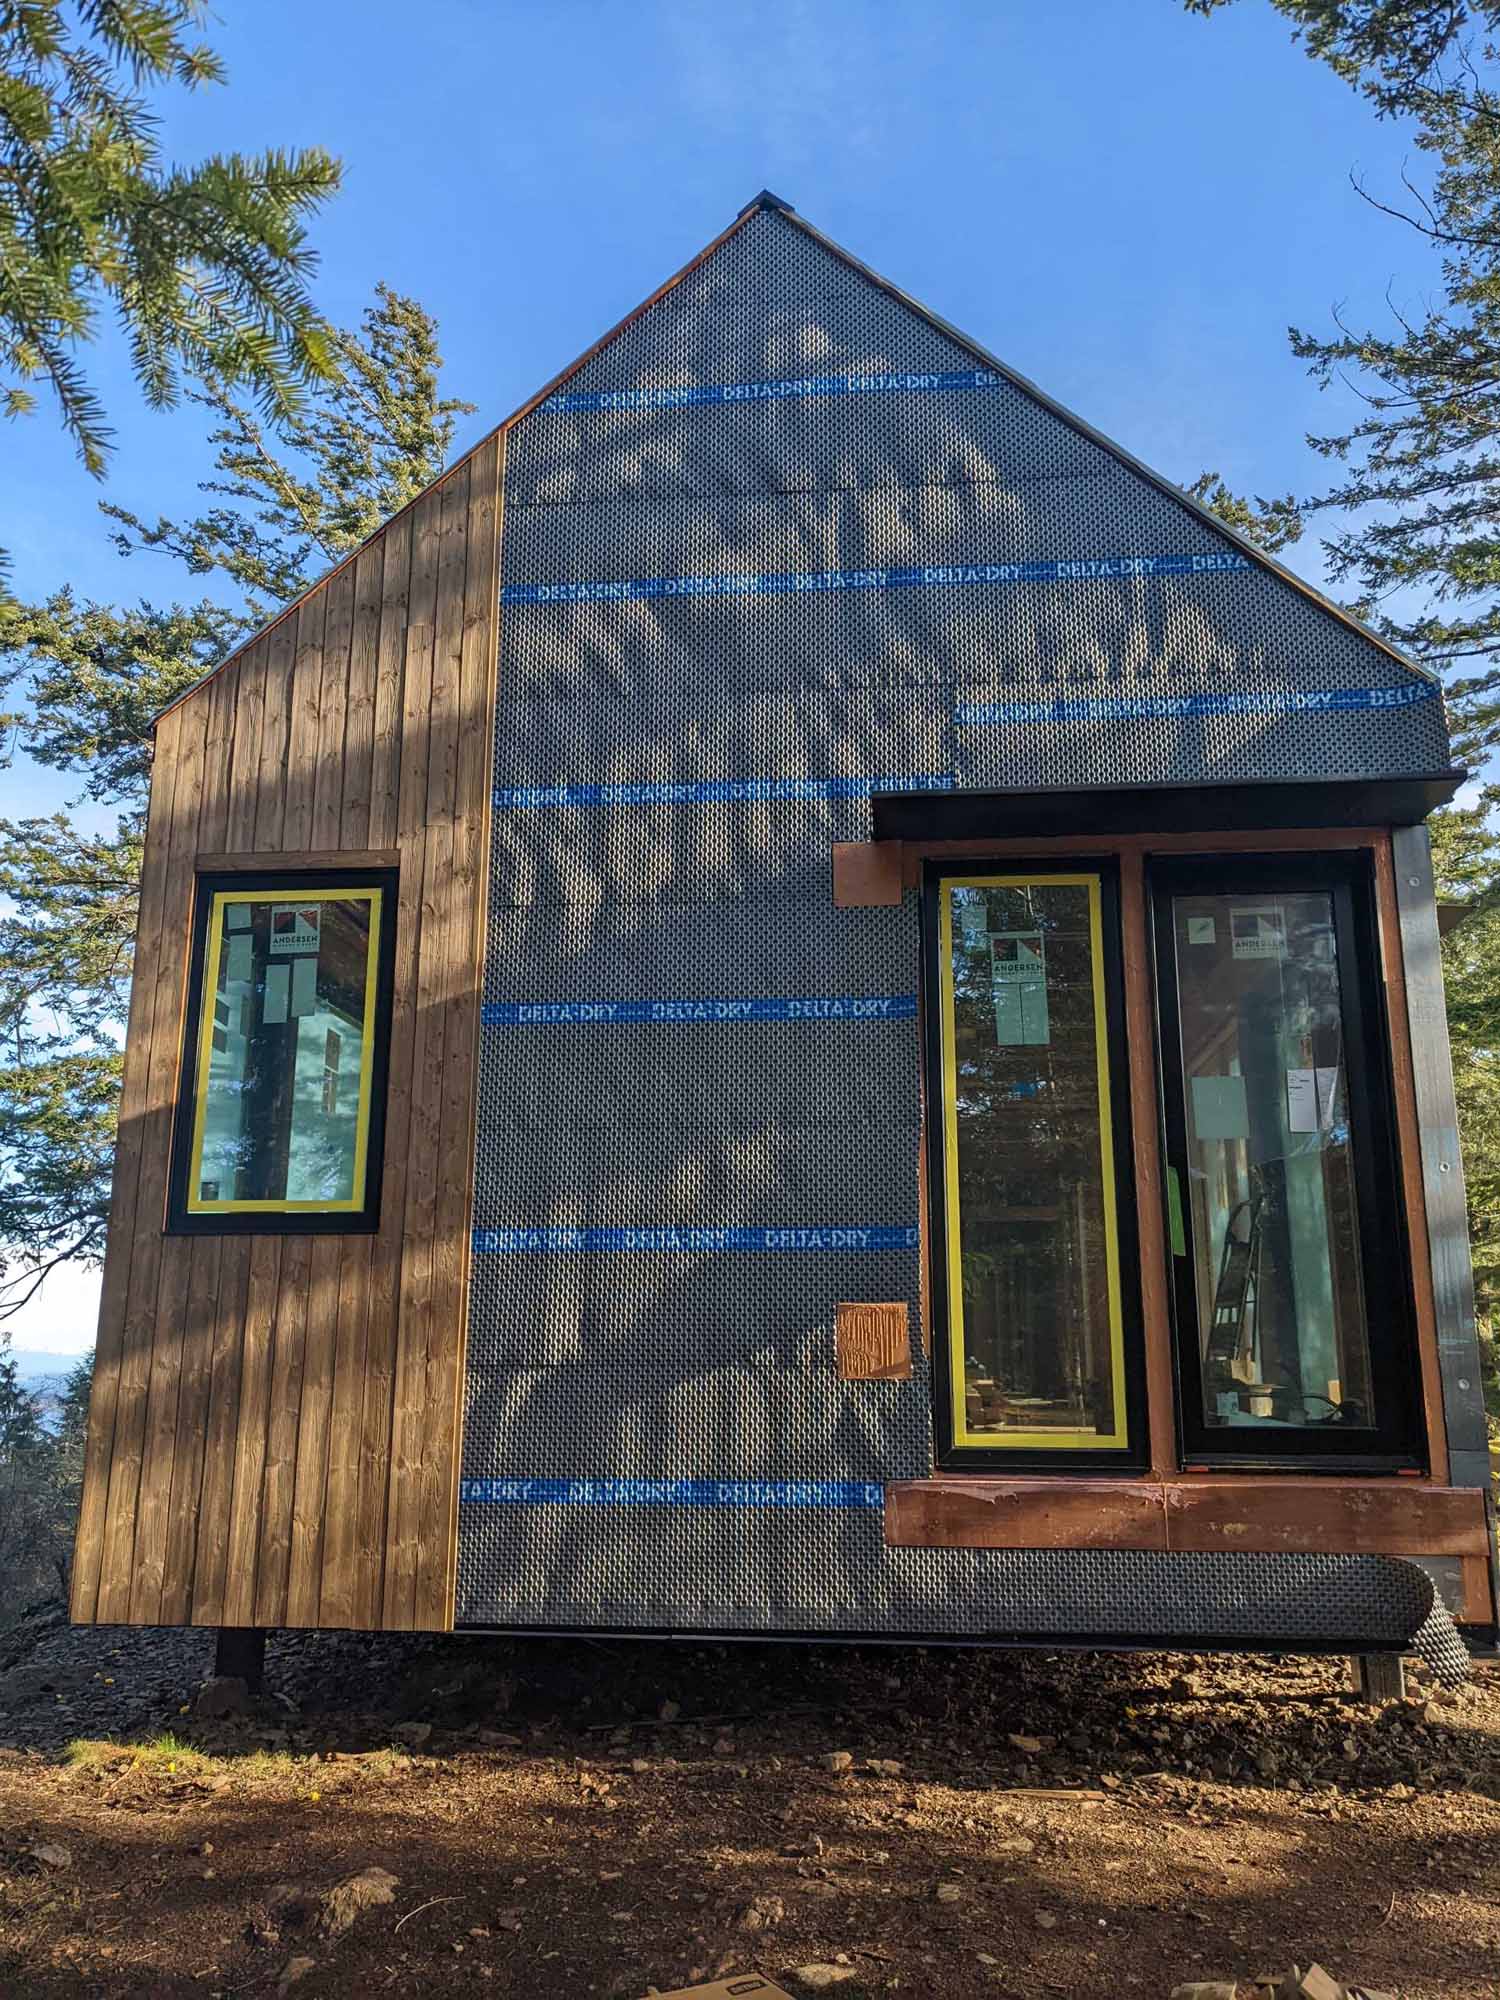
1286, 1065, 1341, 1132
991, 929, 1049, 1046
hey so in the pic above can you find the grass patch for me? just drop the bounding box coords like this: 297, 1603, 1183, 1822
63, 1732, 212, 1777
236, 1746, 307, 1779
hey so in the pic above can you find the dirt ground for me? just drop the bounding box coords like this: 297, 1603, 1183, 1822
1, 1609, 1498, 1998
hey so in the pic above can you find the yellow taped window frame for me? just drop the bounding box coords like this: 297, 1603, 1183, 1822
936, 871, 1130, 1452
184, 885, 384, 1217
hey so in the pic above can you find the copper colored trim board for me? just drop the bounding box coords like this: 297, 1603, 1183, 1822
1456, 1554, 1497, 1626
832, 840, 904, 906
900, 827, 1387, 885
882, 1478, 1491, 1557
197, 849, 401, 874
835, 1302, 912, 1381
914, 964, 933, 1357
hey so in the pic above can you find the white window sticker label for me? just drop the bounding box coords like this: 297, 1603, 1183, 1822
1287, 1065, 1341, 1132
270, 903, 322, 955
290, 954, 318, 1018
1287, 1067, 1318, 1131
1191, 1073, 1249, 1141
263, 960, 290, 1025
1186, 915, 1216, 946
225, 933, 253, 984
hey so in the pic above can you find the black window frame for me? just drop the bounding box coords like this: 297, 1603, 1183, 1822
921, 856, 1150, 1473
1149, 850, 1425, 1469
166, 866, 399, 1236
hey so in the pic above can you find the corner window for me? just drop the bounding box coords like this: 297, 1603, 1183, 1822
925, 865, 1146, 1466
168, 870, 396, 1232
1151, 855, 1422, 1464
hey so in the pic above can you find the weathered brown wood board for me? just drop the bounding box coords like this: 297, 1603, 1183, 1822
70, 434, 503, 1633
834, 1303, 912, 1381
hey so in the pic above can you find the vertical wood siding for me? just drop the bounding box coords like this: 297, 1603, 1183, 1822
70, 434, 504, 1632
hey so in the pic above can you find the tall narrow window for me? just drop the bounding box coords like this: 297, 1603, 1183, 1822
168, 870, 396, 1232
1152, 855, 1421, 1464
927, 867, 1143, 1464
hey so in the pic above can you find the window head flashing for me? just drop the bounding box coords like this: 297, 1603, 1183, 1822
874, 772, 1467, 844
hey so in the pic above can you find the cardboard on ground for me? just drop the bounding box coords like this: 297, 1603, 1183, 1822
643, 1980, 796, 2000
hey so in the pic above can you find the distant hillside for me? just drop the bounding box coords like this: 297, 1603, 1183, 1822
9, 1350, 83, 1391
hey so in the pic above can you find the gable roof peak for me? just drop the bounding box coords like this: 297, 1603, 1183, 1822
739, 188, 796, 217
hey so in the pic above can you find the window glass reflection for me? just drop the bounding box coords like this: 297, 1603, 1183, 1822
1171, 892, 1375, 1431
941, 876, 1127, 1450
190, 890, 379, 1211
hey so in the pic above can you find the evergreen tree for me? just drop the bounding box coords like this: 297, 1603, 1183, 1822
1, 1, 340, 517
1185, 471, 1302, 553
0, 1338, 92, 1621
0, 1335, 53, 1618
1189, 3, 1500, 762
0, 287, 473, 1312
56, 1347, 94, 1476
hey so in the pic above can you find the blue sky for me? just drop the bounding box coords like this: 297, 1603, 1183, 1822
5, 0, 1446, 1348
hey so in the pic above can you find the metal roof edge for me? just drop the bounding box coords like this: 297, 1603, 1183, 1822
772, 205, 1441, 692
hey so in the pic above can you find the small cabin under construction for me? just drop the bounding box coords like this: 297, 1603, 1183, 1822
72, 194, 1497, 1678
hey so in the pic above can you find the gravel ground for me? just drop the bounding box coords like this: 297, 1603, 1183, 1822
1, 1604, 1498, 1997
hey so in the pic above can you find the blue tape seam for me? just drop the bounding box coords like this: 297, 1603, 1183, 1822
472, 1226, 920, 1254
481, 995, 917, 1026
958, 683, 1440, 725
538, 366, 1009, 415
500, 551, 1251, 608
459, 1477, 885, 1509
492, 773, 952, 809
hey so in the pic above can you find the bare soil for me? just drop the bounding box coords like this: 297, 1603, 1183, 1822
1, 1608, 1498, 1997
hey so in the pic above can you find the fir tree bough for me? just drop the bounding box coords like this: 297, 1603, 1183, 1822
1, 0, 340, 508
0, 286, 474, 1313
